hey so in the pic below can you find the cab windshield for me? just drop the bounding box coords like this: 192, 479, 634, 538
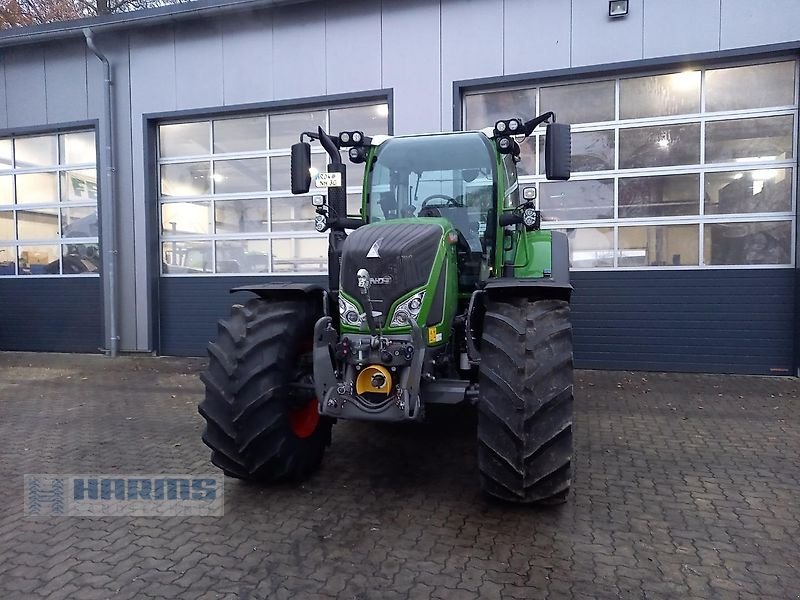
367, 132, 496, 254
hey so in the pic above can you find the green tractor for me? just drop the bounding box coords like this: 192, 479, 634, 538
199, 112, 574, 504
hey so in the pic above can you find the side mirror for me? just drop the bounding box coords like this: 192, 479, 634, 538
545, 123, 571, 181
291, 142, 311, 194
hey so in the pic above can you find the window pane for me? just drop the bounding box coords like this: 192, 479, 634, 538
706, 61, 796, 112
704, 169, 792, 215
161, 202, 213, 235
160, 162, 211, 197
348, 192, 362, 217
271, 237, 327, 272
540, 81, 615, 124
214, 199, 270, 233
0, 246, 15, 275
213, 158, 267, 194
61, 206, 98, 238
705, 221, 792, 265
329, 104, 389, 137
269, 154, 326, 191
463, 88, 537, 130
518, 137, 536, 176
60, 170, 98, 202
0, 211, 13, 240
620, 71, 701, 119
705, 115, 794, 164
539, 179, 614, 221
161, 240, 212, 274
619, 225, 698, 267
215, 240, 271, 273
14, 136, 57, 168
619, 174, 700, 218
271, 197, 316, 232
17, 208, 59, 239
0, 139, 12, 170
269, 111, 326, 149
555, 227, 614, 268
62, 243, 100, 274
159, 122, 210, 158
16, 173, 58, 204
18, 245, 59, 274
213, 117, 266, 154
619, 123, 700, 169
60, 132, 96, 165
0, 175, 12, 204
540, 130, 614, 173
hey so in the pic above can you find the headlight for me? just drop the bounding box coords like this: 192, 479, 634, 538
390, 291, 425, 328
339, 295, 363, 327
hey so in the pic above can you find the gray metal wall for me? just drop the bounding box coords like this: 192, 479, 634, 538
1, 0, 799, 354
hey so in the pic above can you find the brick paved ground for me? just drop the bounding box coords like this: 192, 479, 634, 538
0, 352, 798, 599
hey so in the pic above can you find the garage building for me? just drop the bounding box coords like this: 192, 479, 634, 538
0, 0, 797, 375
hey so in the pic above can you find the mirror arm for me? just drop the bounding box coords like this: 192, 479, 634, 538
522, 111, 555, 136
318, 126, 343, 165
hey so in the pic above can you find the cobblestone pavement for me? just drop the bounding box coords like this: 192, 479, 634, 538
0, 352, 798, 599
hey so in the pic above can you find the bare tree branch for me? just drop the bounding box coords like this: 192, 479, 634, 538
0, 0, 194, 28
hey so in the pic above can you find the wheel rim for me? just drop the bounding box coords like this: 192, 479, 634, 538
288, 399, 320, 439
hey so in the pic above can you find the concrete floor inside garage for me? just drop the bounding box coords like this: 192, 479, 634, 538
0, 352, 798, 599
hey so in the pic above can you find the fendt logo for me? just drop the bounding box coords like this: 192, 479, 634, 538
366, 237, 383, 258
24, 474, 223, 516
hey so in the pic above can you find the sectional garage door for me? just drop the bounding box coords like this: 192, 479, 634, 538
462, 58, 798, 374
0, 129, 102, 353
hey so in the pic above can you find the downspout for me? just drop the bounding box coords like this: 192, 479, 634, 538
84, 28, 119, 357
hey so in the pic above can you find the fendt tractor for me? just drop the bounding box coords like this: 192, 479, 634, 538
199, 112, 575, 504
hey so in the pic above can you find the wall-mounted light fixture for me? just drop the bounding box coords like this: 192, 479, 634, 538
609, 0, 629, 17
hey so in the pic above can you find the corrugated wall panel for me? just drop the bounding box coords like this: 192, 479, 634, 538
572, 0, 644, 67
643, 0, 721, 58
571, 270, 795, 375
324, 0, 382, 95
158, 276, 326, 356
381, 0, 441, 135
4, 47, 47, 128
720, 0, 800, 50
503, 0, 571, 75
221, 10, 274, 106
272, 4, 325, 100
44, 41, 88, 124
440, 0, 503, 130
174, 21, 224, 111
0, 279, 102, 353
0, 56, 6, 129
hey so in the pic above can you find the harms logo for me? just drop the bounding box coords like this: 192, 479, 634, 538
24, 474, 224, 517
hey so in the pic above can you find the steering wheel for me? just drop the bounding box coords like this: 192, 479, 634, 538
421, 194, 461, 208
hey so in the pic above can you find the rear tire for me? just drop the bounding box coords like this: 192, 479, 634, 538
199, 297, 332, 482
478, 297, 574, 504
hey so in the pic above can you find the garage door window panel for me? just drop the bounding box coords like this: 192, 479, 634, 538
705, 169, 792, 215
16, 173, 58, 205
0, 140, 12, 170
162, 240, 213, 274
269, 111, 326, 149
60, 132, 97, 165
160, 162, 211, 197
539, 179, 614, 221
214, 199, 270, 234
213, 117, 266, 154
215, 240, 270, 273
540, 81, 615, 124
162, 202, 213, 235
0, 246, 15, 274
620, 71, 701, 120
464, 88, 538, 131
61, 206, 98, 238
704, 221, 792, 265
705, 115, 794, 164
619, 123, 701, 169
17, 208, 59, 239
14, 136, 57, 168
705, 61, 796, 112
213, 158, 268, 194
61, 170, 98, 202
18, 245, 59, 275
159, 122, 210, 158
619, 224, 699, 267
0, 211, 13, 239
619, 174, 700, 218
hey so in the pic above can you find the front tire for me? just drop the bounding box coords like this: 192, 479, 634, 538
199, 297, 332, 482
478, 297, 574, 504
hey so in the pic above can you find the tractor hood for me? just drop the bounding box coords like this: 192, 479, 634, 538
339, 219, 452, 333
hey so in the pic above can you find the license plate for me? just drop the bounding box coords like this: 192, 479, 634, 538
315, 172, 342, 188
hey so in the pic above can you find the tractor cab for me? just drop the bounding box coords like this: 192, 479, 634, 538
366, 132, 500, 288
